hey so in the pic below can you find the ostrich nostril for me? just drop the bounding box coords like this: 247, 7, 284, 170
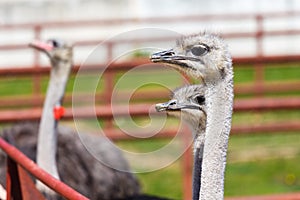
169, 101, 176, 106
163, 51, 175, 56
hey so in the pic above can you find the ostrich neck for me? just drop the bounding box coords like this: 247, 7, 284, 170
36, 59, 72, 189
192, 129, 205, 200
199, 76, 234, 200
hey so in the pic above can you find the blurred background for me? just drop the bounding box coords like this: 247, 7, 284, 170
0, 0, 300, 199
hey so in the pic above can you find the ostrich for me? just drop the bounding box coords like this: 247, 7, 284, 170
156, 85, 206, 200
151, 32, 234, 200
0, 39, 172, 200
30, 39, 72, 192
0, 39, 141, 200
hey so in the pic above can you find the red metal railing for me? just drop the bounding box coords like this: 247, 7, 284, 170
1, 12, 300, 200
0, 137, 88, 200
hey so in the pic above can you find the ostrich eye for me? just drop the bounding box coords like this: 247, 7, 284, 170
48, 39, 60, 48
191, 44, 209, 56
52, 40, 59, 47
195, 95, 205, 105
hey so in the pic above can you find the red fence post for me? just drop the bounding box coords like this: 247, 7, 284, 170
6, 157, 23, 200
104, 42, 115, 129
181, 126, 193, 200
33, 25, 42, 107
180, 69, 193, 200
254, 14, 265, 97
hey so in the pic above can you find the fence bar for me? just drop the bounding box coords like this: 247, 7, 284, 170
18, 166, 46, 200
231, 121, 300, 135
6, 157, 22, 200
0, 138, 89, 200
6, 157, 46, 200
181, 126, 193, 200
1, 81, 300, 109
234, 97, 300, 111
32, 25, 42, 107
226, 192, 300, 200
253, 15, 265, 96
0, 97, 299, 122
1, 53, 300, 77
103, 42, 114, 129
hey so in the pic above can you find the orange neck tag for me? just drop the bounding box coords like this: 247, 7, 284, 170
53, 105, 65, 120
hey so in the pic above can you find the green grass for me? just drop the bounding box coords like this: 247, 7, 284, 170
116, 138, 172, 153
232, 110, 300, 125
115, 138, 183, 199
265, 63, 300, 81
114, 69, 182, 90
225, 156, 300, 196
234, 66, 255, 83
0, 76, 33, 96
233, 63, 300, 83
137, 161, 183, 199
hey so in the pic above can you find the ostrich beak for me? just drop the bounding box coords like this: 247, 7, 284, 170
29, 40, 54, 57
155, 99, 177, 112
150, 49, 176, 62
150, 49, 204, 72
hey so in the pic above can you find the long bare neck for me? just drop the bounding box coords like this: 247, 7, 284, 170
192, 128, 205, 200
36, 58, 72, 192
199, 73, 234, 199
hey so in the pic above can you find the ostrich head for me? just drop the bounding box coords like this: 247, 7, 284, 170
29, 39, 73, 65
156, 84, 207, 132
150, 32, 232, 82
